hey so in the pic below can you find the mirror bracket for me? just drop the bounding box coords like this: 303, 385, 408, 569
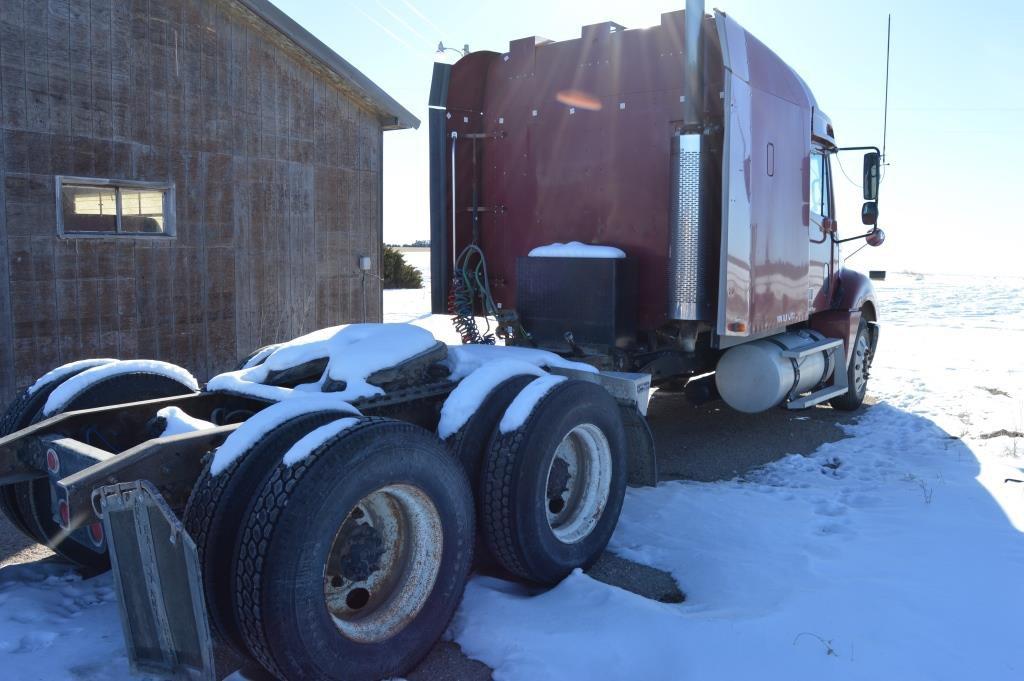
836, 227, 884, 245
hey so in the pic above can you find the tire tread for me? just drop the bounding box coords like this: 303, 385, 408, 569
479, 380, 628, 584
233, 417, 387, 677
480, 428, 529, 577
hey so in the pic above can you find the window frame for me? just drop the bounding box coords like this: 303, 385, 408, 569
55, 176, 176, 239
822, 151, 834, 219
808, 151, 828, 219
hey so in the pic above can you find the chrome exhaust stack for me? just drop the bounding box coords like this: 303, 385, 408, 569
668, 0, 710, 322
682, 0, 705, 127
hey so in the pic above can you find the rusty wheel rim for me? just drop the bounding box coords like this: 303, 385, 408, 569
544, 423, 612, 544
323, 484, 443, 643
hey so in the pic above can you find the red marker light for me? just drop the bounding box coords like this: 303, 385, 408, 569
88, 522, 104, 546
58, 499, 70, 528
45, 449, 59, 474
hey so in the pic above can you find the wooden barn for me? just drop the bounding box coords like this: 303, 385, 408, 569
0, 0, 418, 401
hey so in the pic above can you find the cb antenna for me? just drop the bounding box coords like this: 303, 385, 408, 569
881, 14, 891, 165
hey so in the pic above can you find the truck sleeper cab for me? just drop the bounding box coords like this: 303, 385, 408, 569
429, 2, 883, 413
0, 5, 885, 681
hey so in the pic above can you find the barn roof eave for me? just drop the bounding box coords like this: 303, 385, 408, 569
237, 0, 421, 130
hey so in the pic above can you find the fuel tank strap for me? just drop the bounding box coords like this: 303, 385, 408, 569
763, 337, 802, 402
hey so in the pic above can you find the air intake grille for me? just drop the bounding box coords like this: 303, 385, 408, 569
668, 133, 708, 320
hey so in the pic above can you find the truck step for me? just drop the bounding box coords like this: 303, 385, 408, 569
785, 385, 848, 410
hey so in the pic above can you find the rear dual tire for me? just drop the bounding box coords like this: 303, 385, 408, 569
183, 409, 356, 654
443, 374, 538, 571
480, 380, 628, 585
0, 382, 65, 540
233, 419, 474, 681
0, 368, 195, 572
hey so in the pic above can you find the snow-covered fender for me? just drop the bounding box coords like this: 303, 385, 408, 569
810, 268, 879, 365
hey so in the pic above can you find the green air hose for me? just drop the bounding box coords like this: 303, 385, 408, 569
447, 245, 530, 345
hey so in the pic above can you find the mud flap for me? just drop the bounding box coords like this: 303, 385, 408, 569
95, 480, 214, 681
619, 406, 658, 487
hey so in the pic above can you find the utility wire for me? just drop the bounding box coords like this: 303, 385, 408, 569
834, 154, 861, 191
400, 0, 445, 37
372, 0, 435, 49
353, 5, 421, 55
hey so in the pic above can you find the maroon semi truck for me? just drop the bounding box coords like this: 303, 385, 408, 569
0, 4, 883, 680
430, 1, 884, 414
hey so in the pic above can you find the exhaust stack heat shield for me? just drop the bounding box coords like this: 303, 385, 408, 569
668, 133, 709, 320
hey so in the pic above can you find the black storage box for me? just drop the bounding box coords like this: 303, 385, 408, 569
516, 256, 637, 352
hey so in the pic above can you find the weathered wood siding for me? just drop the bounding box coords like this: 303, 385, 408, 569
0, 0, 384, 400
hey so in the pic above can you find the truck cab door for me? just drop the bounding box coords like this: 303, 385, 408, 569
807, 148, 834, 313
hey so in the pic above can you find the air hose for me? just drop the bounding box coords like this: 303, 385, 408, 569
448, 245, 496, 344
447, 131, 530, 345
448, 245, 530, 345
448, 276, 490, 344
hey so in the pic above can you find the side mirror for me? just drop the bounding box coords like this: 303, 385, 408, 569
863, 152, 880, 201
866, 228, 885, 247
861, 201, 879, 226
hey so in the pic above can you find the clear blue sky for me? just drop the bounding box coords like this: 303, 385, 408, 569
273, 0, 1024, 276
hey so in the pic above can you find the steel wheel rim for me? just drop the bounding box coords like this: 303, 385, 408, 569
544, 423, 612, 544
323, 484, 443, 643
851, 333, 870, 396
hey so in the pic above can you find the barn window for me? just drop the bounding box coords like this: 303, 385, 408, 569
56, 177, 175, 237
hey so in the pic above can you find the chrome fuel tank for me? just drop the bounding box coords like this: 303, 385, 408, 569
715, 330, 836, 413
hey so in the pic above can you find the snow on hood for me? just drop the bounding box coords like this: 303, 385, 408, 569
446, 344, 597, 382
43, 360, 199, 416
208, 323, 439, 403
437, 359, 546, 439
528, 241, 626, 259
26, 358, 117, 397
156, 406, 216, 437
210, 395, 361, 475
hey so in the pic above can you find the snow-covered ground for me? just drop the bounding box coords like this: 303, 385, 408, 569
2, 258, 1023, 680
452, 271, 1024, 680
